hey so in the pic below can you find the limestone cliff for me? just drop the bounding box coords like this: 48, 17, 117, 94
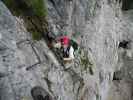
0, 0, 133, 100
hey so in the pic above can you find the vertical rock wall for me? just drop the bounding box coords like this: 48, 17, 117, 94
47, 0, 122, 100
1, 0, 133, 100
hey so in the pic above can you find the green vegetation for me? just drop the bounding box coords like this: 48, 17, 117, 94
2, 0, 14, 7
2, 0, 19, 15
24, 0, 47, 17
3, 0, 47, 17
32, 31, 43, 40
2, 0, 48, 41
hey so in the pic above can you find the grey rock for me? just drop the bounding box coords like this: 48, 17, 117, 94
0, 0, 133, 100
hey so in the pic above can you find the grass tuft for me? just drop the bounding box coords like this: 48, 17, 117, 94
32, 31, 43, 40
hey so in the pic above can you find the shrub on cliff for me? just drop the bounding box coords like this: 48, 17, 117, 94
2, 0, 48, 40
3, 0, 47, 17
23, 0, 47, 17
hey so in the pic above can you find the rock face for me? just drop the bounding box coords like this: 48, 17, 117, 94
47, 0, 122, 100
0, 0, 133, 100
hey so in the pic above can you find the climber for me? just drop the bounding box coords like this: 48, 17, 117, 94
51, 32, 73, 62
59, 33, 75, 63
50, 32, 69, 49
61, 41, 74, 63
50, 32, 68, 49
50, 32, 75, 63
